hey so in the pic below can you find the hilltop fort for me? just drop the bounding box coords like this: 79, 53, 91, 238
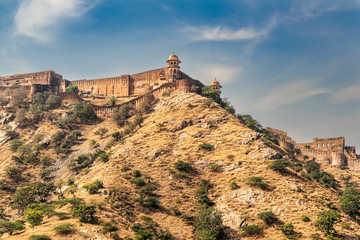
267, 127, 360, 170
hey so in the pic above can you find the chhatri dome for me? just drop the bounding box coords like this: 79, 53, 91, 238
210, 78, 222, 92
167, 53, 181, 63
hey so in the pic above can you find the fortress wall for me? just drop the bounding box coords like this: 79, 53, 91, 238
347, 158, 360, 171
130, 68, 166, 95
72, 75, 130, 97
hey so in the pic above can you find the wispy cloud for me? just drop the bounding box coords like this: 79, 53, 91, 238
14, 0, 98, 42
289, 0, 339, 21
189, 64, 242, 84
182, 15, 278, 42
331, 85, 360, 103
254, 81, 329, 110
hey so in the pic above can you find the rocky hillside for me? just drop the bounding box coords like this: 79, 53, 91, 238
0, 92, 359, 239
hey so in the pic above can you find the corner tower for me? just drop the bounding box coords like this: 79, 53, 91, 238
210, 78, 222, 93
166, 53, 181, 82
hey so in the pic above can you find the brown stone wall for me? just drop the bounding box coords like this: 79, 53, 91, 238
130, 68, 167, 95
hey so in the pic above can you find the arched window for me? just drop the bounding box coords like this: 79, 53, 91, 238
317, 144, 320, 148
322, 143, 325, 148
327, 143, 330, 147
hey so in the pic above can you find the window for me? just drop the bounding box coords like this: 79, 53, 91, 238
317, 144, 320, 148
327, 143, 329, 147
322, 143, 325, 148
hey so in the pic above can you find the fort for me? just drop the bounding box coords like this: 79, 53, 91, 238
0, 54, 216, 116
267, 127, 360, 171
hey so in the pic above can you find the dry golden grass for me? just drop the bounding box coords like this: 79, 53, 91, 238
0, 93, 360, 239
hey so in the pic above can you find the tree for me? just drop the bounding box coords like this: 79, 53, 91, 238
73, 102, 97, 122
237, 114, 264, 132
112, 131, 123, 141
72, 204, 98, 223
5, 166, 22, 181
10, 90, 27, 107
9, 139, 24, 152
65, 85, 79, 94
0, 220, 25, 235
315, 210, 341, 235
201, 86, 221, 104
195, 207, 223, 240
268, 159, 290, 173
340, 186, 360, 217
109, 96, 117, 106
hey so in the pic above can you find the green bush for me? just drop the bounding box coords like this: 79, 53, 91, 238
94, 127, 108, 138
174, 161, 192, 172
67, 154, 93, 173
241, 225, 262, 236
340, 186, 360, 217
83, 180, 104, 194
130, 178, 146, 186
258, 211, 278, 225
247, 176, 269, 190
195, 207, 223, 240
143, 197, 160, 208
131, 224, 153, 240
280, 222, 295, 236
73, 102, 97, 122
29, 235, 51, 240
269, 159, 290, 173
101, 221, 119, 234
172, 172, 188, 179
301, 215, 310, 222
207, 164, 221, 172
72, 204, 98, 224
199, 143, 214, 151
109, 96, 117, 106
9, 139, 24, 152
133, 170, 141, 177
53, 223, 75, 235
315, 210, 341, 235
228, 180, 239, 189
5, 166, 22, 181
112, 131, 123, 141
310, 233, 321, 240
65, 85, 79, 94
139, 185, 157, 196
0, 220, 25, 235
25, 209, 44, 226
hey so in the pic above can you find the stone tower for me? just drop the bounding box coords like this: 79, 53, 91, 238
166, 53, 181, 82
210, 78, 222, 93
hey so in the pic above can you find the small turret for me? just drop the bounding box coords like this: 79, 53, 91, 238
210, 78, 222, 93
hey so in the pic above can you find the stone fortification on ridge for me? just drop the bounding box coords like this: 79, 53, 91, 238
267, 127, 360, 171
0, 54, 209, 100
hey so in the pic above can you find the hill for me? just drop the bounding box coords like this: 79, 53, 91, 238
0, 92, 359, 239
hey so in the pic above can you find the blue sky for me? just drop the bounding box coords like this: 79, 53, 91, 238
1, 0, 360, 149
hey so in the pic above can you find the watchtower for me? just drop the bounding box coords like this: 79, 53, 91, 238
166, 53, 181, 82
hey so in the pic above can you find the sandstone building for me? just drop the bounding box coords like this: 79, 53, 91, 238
267, 127, 360, 170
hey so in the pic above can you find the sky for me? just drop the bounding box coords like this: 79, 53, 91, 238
1, 0, 360, 149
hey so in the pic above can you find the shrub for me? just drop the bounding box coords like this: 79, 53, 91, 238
280, 222, 295, 236
228, 180, 239, 189
112, 131, 123, 141
237, 114, 264, 132
207, 164, 221, 172
29, 235, 51, 240
142, 197, 160, 208
73, 102, 97, 122
139, 185, 157, 196
9, 139, 24, 152
131, 224, 153, 239
83, 180, 104, 194
172, 172, 188, 179
121, 165, 130, 172
340, 186, 360, 217
241, 225, 262, 236
72, 204, 98, 224
0, 220, 25, 235
25, 209, 44, 226
5, 166, 22, 181
112, 104, 134, 127
258, 211, 278, 225
174, 161, 192, 172
199, 143, 214, 151
310, 233, 321, 240
269, 159, 290, 173
133, 170, 141, 177
247, 176, 269, 190
53, 223, 75, 235
301, 215, 310, 222
101, 221, 119, 234
315, 210, 341, 235
131, 178, 146, 187
67, 154, 93, 173
195, 207, 223, 240
65, 85, 79, 94
109, 96, 117, 106
94, 127, 108, 139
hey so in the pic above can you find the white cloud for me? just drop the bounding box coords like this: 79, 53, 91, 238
254, 81, 329, 110
182, 15, 278, 42
192, 64, 242, 84
331, 85, 360, 103
14, 0, 98, 42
